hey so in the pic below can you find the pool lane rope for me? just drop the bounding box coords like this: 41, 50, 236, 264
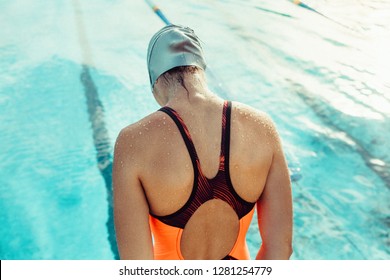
144, 0, 171, 25
289, 0, 354, 31
291, 0, 327, 16
144, 0, 302, 182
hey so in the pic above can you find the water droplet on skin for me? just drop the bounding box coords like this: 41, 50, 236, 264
163, 121, 166, 125
139, 131, 142, 135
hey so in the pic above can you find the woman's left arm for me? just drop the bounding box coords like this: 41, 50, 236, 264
113, 129, 153, 260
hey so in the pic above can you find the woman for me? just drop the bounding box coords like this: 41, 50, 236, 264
113, 25, 292, 260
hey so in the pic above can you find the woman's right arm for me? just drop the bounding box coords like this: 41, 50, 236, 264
256, 120, 293, 260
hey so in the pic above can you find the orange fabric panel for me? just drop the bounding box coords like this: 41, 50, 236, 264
149, 207, 255, 260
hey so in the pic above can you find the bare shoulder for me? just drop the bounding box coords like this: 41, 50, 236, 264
114, 111, 166, 163
116, 110, 166, 139
232, 101, 279, 140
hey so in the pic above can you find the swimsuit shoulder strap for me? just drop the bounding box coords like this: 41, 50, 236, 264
158, 106, 199, 170
159, 101, 232, 174
219, 100, 232, 172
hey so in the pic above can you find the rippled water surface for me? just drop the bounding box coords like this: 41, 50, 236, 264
0, 0, 389, 259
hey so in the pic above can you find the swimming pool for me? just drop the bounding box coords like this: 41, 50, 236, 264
0, 0, 389, 260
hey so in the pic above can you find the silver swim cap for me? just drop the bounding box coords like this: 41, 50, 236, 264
147, 24, 207, 91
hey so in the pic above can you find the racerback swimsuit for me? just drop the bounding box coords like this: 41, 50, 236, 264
149, 101, 256, 260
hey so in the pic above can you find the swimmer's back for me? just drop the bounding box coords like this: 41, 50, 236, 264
114, 97, 283, 259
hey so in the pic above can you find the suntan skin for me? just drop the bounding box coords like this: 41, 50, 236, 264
113, 69, 293, 260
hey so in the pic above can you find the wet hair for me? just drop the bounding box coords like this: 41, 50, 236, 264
157, 66, 200, 94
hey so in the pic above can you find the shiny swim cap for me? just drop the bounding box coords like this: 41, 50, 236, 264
147, 24, 207, 91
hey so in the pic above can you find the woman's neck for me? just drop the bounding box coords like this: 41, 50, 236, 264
161, 72, 216, 107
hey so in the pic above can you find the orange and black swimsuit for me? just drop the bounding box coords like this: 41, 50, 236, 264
149, 101, 256, 260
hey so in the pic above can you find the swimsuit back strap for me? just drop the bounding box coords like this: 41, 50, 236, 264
158, 107, 199, 169
159, 101, 231, 174
220, 100, 232, 171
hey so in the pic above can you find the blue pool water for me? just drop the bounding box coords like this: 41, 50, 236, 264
0, 0, 389, 259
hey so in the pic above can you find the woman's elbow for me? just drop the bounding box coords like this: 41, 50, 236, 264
257, 242, 293, 260
287, 244, 293, 258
